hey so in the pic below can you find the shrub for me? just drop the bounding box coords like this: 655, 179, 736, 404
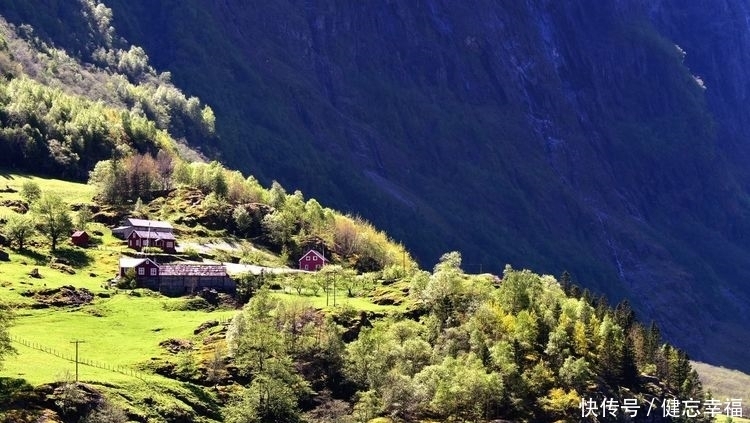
116, 268, 136, 289
182, 247, 201, 260
164, 297, 212, 311
142, 246, 161, 255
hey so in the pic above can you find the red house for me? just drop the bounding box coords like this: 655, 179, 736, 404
119, 257, 160, 278
127, 230, 176, 253
299, 249, 327, 271
71, 230, 89, 247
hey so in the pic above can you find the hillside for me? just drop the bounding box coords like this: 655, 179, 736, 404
23, 0, 747, 372
0, 2, 746, 416
0, 175, 715, 422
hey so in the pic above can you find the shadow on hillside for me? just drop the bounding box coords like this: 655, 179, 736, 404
0, 377, 34, 403
182, 382, 223, 420
52, 247, 91, 267
17, 248, 48, 266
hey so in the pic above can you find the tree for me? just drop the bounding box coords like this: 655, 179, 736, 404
268, 181, 287, 209
20, 180, 41, 204
155, 149, 174, 190
413, 354, 502, 421
76, 207, 93, 231
124, 153, 158, 200
3, 213, 35, 250
333, 217, 360, 259
88, 159, 126, 204
233, 205, 253, 236
32, 193, 73, 251
0, 303, 15, 369
225, 375, 301, 423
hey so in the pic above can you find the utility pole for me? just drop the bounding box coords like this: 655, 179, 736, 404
70, 340, 85, 382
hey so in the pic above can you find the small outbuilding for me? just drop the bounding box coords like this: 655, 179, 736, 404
298, 249, 327, 271
71, 230, 89, 247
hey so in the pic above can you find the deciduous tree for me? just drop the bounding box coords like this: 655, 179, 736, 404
20, 180, 41, 204
3, 213, 35, 250
32, 193, 73, 251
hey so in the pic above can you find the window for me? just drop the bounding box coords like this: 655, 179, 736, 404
150, 268, 157, 276
166, 241, 173, 248
304, 265, 309, 270
138, 267, 145, 275
306, 255, 310, 261
135, 239, 140, 247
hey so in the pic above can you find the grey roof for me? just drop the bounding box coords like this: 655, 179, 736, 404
159, 263, 228, 277
71, 230, 87, 237
124, 218, 173, 230
131, 230, 176, 240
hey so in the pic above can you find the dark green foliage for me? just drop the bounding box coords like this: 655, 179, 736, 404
116, 268, 136, 289
0, 302, 15, 369
0, 9, 216, 181
235, 272, 269, 304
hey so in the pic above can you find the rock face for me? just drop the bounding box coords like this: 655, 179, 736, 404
4, 1, 750, 369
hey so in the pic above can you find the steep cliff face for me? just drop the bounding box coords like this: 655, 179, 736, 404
3, 0, 750, 369
99, 0, 750, 369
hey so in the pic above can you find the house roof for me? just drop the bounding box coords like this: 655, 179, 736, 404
71, 230, 87, 237
159, 263, 228, 277
119, 257, 155, 268
299, 249, 327, 263
130, 230, 176, 240
124, 218, 173, 230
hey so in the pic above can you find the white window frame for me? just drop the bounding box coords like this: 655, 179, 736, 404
138, 267, 145, 275
150, 268, 157, 276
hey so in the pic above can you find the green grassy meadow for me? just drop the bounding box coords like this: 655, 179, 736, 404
0, 172, 94, 204
0, 174, 236, 387
0, 172, 404, 392
5, 294, 235, 385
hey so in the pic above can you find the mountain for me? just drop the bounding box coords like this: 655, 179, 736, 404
1, 0, 750, 372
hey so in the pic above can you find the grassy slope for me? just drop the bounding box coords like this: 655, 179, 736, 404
0, 173, 406, 421
693, 361, 750, 418
0, 175, 236, 420
4, 172, 749, 423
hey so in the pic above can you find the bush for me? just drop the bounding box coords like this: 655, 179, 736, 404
182, 247, 201, 260
116, 268, 136, 289
164, 297, 213, 311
